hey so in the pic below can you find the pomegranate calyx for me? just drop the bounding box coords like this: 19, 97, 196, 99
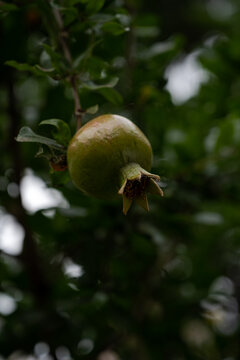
118, 163, 163, 215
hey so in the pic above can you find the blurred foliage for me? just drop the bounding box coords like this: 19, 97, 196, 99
1, 0, 240, 359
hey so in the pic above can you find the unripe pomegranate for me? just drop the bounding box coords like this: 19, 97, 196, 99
67, 114, 163, 214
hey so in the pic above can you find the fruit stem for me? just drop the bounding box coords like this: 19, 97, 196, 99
118, 163, 163, 215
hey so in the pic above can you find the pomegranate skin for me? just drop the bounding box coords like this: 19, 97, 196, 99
67, 114, 153, 199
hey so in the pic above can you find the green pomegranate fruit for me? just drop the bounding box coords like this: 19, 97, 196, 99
67, 114, 163, 214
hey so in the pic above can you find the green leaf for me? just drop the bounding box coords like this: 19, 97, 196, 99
39, 119, 72, 147
73, 41, 102, 70
35, 65, 55, 73
86, 0, 105, 14
82, 56, 109, 81
35, 145, 52, 160
68, 0, 82, 5
60, 6, 79, 26
86, 104, 99, 114
16, 127, 65, 151
89, 13, 115, 24
42, 44, 63, 70
5, 60, 55, 77
98, 87, 123, 105
137, 40, 176, 61
81, 77, 119, 90
0, 3, 18, 13
102, 21, 128, 36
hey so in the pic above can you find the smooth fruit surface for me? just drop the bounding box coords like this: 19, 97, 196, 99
67, 114, 153, 199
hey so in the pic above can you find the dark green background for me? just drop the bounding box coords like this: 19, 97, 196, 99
1, 0, 240, 359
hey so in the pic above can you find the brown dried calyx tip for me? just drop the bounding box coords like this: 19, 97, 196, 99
118, 163, 164, 215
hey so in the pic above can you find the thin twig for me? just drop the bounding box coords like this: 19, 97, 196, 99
51, 4, 82, 129
70, 76, 83, 130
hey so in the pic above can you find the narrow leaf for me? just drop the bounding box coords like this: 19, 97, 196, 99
102, 21, 128, 36
5, 60, 55, 77
86, 0, 105, 14
98, 87, 123, 105
16, 127, 65, 151
0, 3, 18, 12
39, 119, 71, 146
86, 105, 99, 114
73, 40, 101, 70
81, 77, 119, 90
35, 145, 52, 160
42, 44, 63, 70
